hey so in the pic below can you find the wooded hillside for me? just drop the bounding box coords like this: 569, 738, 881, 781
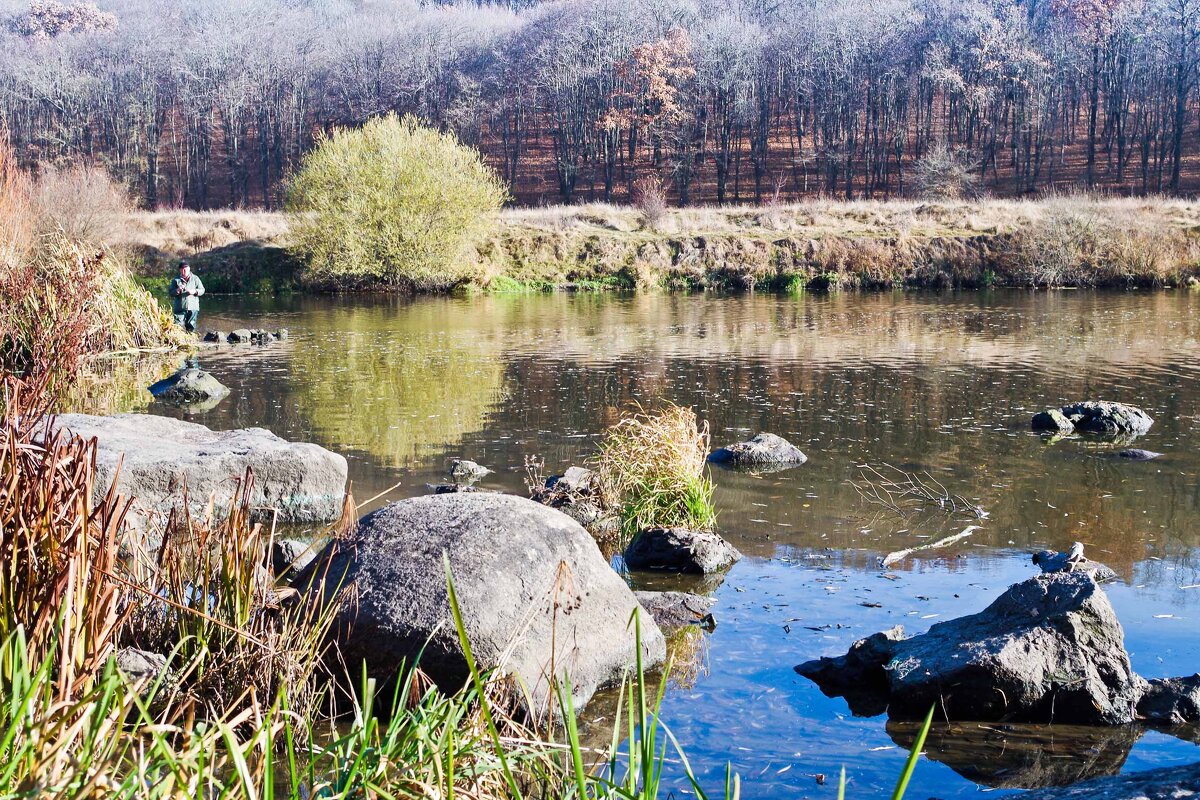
4, 0, 1200, 208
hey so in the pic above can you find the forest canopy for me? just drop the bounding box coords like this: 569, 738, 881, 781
3, 0, 1200, 208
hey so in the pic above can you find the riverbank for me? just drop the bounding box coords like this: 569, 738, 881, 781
123, 198, 1200, 294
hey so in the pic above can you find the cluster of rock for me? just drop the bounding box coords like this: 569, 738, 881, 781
795, 558, 1200, 729
1032, 401, 1154, 437
204, 328, 288, 345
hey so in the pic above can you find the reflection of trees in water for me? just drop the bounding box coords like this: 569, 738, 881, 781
63, 353, 181, 415
288, 301, 507, 468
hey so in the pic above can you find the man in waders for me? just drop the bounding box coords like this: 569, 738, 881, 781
170, 260, 205, 332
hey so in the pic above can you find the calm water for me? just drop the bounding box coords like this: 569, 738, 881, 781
111, 290, 1200, 796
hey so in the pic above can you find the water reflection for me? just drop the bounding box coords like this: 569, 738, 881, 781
75, 290, 1200, 798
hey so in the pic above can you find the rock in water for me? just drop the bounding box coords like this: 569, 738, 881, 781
1138, 674, 1200, 724
1031, 409, 1075, 433
270, 538, 317, 577
49, 414, 348, 525
202, 330, 226, 343
796, 573, 1144, 725
624, 527, 742, 574
448, 458, 491, 480
708, 432, 808, 466
1013, 762, 1200, 800
1115, 448, 1162, 461
1060, 401, 1154, 436
227, 329, 253, 343
1031, 549, 1118, 583
634, 591, 716, 633
149, 368, 230, 407
293, 494, 665, 715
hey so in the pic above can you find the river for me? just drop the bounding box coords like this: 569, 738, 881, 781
109, 290, 1200, 797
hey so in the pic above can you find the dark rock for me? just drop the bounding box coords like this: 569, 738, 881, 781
448, 458, 491, 481
1115, 448, 1163, 461
1060, 401, 1154, 436
1032, 409, 1075, 433
426, 482, 488, 494
624, 527, 742, 574
795, 626, 905, 717
149, 368, 230, 407
1138, 674, 1200, 724
202, 329, 226, 343
49, 414, 348, 525
293, 493, 665, 715
1032, 549, 1118, 583
708, 432, 808, 467
633, 591, 715, 633
796, 573, 1145, 725
271, 538, 317, 577
1013, 762, 1200, 800
227, 329, 253, 343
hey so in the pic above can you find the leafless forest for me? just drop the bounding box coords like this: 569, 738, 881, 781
4, 0, 1200, 208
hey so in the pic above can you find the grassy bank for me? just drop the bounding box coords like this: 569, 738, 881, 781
124, 198, 1200, 294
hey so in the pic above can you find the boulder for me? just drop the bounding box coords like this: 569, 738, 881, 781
1032, 409, 1075, 433
796, 573, 1145, 724
1060, 401, 1154, 436
634, 591, 715, 633
795, 626, 906, 717
547, 466, 597, 494
624, 527, 742, 574
708, 432, 808, 467
1031, 549, 1118, 583
293, 493, 665, 715
1115, 448, 1162, 461
49, 414, 348, 525
202, 330, 226, 343
448, 458, 491, 481
148, 368, 230, 407
1138, 674, 1200, 724
227, 329, 253, 343
1013, 762, 1200, 800
271, 538, 318, 577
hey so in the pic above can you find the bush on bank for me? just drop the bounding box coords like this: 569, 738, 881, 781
287, 113, 508, 291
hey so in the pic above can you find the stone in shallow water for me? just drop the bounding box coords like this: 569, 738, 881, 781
448, 458, 491, 480
796, 573, 1144, 725
1115, 448, 1162, 461
1031, 408, 1075, 433
633, 590, 715, 633
149, 367, 229, 407
624, 527, 741, 574
48, 413, 348, 525
708, 432, 808, 467
1013, 762, 1200, 800
1060, 401, 1154, 436
292, 493, 664, 716
1137, 674, 1200, 725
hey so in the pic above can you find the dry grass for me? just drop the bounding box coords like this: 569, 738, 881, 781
594, 403, 717, 540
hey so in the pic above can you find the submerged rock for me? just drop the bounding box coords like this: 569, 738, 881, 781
1115, 448, 1163, 461
796, 572, 1144, 725
293, 493, 665, 715
49, 413, 348, 525
149, 367, 229, 408
1138, 674, 1200, 725
633, 591, 715, 633
624, 527, 741, 574
708, 432, 808, 467
1013, 762, 1200, 800
270, 538, 317, 577
1062, 401, 1154, 436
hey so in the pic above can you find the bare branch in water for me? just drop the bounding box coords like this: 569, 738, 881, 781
850, 463, 988, 521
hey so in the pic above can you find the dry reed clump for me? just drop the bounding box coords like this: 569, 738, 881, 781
632, 175, 669, 232
593, 403, 717, 539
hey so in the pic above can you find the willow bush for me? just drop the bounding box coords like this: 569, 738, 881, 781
287, 113, 508, 290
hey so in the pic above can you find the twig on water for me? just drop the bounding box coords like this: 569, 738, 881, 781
880, 525, 981, 568
851, 463, 988, 521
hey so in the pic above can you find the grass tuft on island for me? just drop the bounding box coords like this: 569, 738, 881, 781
125, 197, 1200, 296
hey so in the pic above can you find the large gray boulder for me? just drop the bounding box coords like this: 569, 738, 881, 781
1014, 762, 1200, 800
294, 493, 665, 715
149, 368, 229, 410
624, 527, 742, 574
1061, 401, 1154, 436
797, 572, 1144, 724
49, 414, 347, 525
708, 432, 808, 467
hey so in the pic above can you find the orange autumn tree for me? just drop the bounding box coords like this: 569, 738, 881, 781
601, 28, 696, 192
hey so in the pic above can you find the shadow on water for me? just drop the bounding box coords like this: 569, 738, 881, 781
69, 289, 1200, 798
